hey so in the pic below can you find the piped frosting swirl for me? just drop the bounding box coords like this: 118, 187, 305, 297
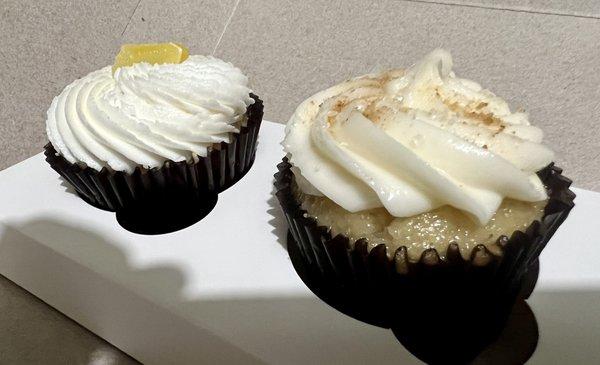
283, 49, 553, 224
46, 56, 254, 173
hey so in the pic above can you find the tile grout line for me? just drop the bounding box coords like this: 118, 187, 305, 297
212, 0, 241, 55
121, 0, 143, 37
399, 0, 600, 20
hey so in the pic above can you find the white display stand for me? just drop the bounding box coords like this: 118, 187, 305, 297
0, 121, 598, 364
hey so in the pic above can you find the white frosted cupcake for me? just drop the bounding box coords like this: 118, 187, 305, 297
45, 43, 263, 219
275, 49, 574, 336
284, 48, 556, 261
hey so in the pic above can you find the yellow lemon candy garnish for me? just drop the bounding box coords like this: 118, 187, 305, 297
112, 43, 189, 74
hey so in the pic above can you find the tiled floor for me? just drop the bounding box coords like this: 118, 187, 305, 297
414, 0, 600, 18
0, 0, 599, 363
215, 0, 600, 191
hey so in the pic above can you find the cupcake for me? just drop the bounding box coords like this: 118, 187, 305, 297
45, 43, 263, 232
275, 49, 574, 360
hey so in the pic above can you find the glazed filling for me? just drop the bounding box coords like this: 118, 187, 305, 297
295, 186, 545, 262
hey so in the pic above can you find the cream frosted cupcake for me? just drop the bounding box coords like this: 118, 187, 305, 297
275, 49, 574, 351
45, 44, 263, 231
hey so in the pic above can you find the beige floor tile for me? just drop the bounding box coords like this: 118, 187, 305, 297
411, 0, 600, 18
122, 0, 236, 52
215, 0, 600, 191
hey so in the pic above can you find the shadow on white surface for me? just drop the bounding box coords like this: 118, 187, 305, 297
0, 219, 417, 364
0, 220, 263, 364
1, 122, 598, 364
3, 218, 599, 364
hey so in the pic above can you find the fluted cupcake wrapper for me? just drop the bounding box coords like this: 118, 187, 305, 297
44, 94, 263, 212
275, 157, 575, 329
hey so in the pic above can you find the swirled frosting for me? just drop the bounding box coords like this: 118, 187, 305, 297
283, 49, 553, 224
46, 56, 254, 173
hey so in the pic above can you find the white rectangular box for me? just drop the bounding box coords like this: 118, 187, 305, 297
0, 121, 599, 364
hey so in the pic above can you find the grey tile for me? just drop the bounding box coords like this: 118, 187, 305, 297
0, 275, 139, 364
408, 0, 600, 18
215, 0, 600, 191
0, 0, 138, 172
122, 0, 236, 52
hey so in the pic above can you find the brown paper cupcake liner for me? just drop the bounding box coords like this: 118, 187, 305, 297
274, 157, 575, 330
44, 94, 263, 212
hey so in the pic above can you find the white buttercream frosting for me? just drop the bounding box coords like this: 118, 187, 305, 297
283, 49, 553, 224
46, 56, 254, 173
